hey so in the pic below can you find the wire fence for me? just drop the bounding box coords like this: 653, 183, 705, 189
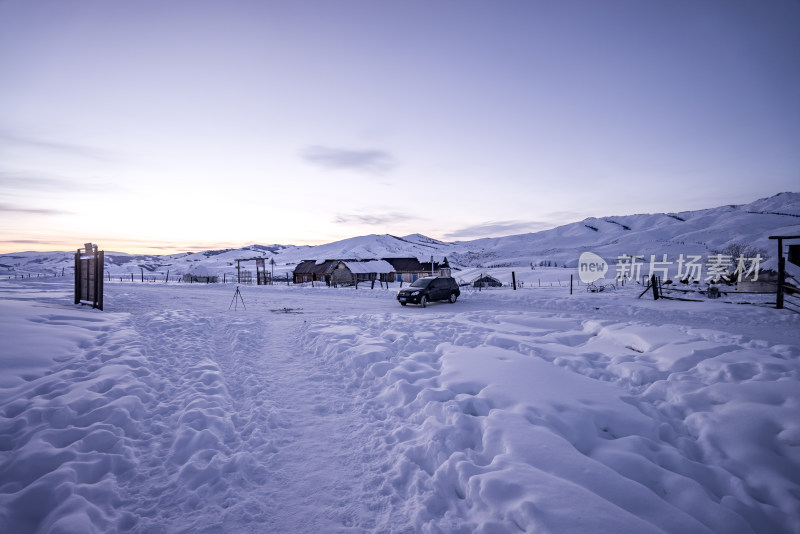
5, 267, 799, 314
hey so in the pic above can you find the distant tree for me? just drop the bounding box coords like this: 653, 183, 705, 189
712, 242, 769, 260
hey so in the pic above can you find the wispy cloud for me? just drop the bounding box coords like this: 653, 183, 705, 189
333, 211, 416, 226
301, 145, 397, 175
0, 238, 79, 251
0, 171, 125, 193
0, 131, 118, 162
2, 239, 61, 245
0, 237, 254, 255
0, 203, 73, 215
444, 220, 554, 239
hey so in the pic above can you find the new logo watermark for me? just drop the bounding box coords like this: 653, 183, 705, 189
578, 252, 608, 283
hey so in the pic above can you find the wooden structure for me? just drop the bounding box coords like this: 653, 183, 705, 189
74, 243, 103, 310
293, 259, 395, 286
335, 260, 395, 286
236, 257, 272, 285
293, 260, 339, 284
770, 235, 800, 311
293, 257, 454, 286
255, 258, 270, 285
383, 257, 446, 283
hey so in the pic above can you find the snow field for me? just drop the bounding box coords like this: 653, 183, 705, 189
305, 309, 800, 533
0, 278, 798, 533
0, 298, 284, 532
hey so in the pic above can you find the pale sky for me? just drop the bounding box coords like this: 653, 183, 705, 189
1, 0, 798, 254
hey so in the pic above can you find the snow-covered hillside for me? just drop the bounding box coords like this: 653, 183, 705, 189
448, 192, 800, 269
2, 192, 798, 279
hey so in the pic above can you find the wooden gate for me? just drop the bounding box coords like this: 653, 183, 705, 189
74, 243, 104, 310
770, 234, 800, 312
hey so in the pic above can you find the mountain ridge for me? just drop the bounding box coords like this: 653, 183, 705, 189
2, 192, 798, 277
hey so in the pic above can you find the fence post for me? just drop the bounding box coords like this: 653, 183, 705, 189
512, 271, 517, 290
96, 249, 104, 310
777, 255, 785, 309
74, 248, 80, 305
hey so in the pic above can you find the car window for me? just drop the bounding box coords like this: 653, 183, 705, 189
410, 278, 431, 288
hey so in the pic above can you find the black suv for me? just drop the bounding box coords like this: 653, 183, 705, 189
397, 276, 460, 307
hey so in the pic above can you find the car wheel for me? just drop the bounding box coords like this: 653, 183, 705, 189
400, 302, 407, 306
420, 295, 427, 308
449, 292, 458, 303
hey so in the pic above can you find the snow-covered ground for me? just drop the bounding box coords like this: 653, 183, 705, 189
1, 277, 799, 533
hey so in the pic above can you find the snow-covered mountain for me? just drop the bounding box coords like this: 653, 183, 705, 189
453, 192, 800, 270
2, 192, 798, 278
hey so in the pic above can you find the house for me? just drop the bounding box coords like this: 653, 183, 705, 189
292, 260, 316, 283
292, 260, 338, 284
293, 257, 453, 286
472, 274, 502, 288
419, 257, 452, 278
336, 260, 396, 285
382, 258, 423, 283
383, 257, 451, 283
293, 259, 395, 286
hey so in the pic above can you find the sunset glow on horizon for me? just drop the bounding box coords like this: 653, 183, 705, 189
2, 1, 798, 255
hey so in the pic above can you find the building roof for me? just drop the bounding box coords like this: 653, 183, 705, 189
343, 260, 395, 274
472, 274, 501, 283
294, 259, 339, 275
293, 260, 318, 274
297, 257, 447, 275
382, 257, 424, 272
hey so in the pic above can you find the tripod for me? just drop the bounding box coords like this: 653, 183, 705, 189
229, 286, 246, 310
